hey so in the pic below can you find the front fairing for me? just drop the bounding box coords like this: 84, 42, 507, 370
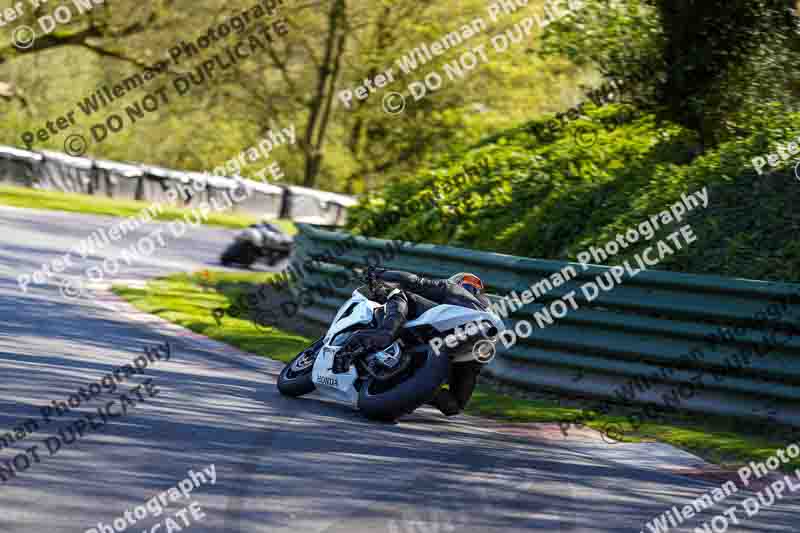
313, 288, 380, 407
323, 288, 380, 344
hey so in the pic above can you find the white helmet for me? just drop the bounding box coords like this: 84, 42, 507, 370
448, 272, 484, 296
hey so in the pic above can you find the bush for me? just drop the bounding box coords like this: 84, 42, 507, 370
348, 104, 800, 283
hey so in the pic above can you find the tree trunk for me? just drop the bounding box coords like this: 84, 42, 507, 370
302, 0, 347, 188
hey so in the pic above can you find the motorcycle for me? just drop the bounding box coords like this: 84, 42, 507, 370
220, 222, 293, 268
276, 272, 506, 421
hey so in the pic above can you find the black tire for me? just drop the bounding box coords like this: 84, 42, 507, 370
277, 339, 323, 397
221, 240, 258, 267
358, 347, 450, 421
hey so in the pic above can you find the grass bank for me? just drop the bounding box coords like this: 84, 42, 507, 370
0, 184, 296, 233
347, 105, 800, 283
114, 271, 800, 472
113, 272, 307, 362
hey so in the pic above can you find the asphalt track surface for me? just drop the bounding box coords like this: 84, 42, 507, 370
0, 205, 797, 532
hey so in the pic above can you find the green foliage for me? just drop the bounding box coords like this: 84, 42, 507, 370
0, 184, 300, 231
467, 385, 800, 470
113, 272, 310, 363
348, 104, 800, 283
0, 0, 592, 193
539, 0, 800, 147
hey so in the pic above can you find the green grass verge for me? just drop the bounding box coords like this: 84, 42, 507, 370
115, 270, 800, 471
467, 386, 800, 471
113, 271, 308, 363
0, 184, 297, 233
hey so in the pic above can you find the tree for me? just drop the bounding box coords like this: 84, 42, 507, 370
1, 0, 589, 192
540, 0, 800, 148
300, 0, 348, 187
0, 0, 166, 67
653, 0, 798, 146
194, 0, 352, 189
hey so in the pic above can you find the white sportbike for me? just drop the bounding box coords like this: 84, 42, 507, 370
277, 279, 506, 421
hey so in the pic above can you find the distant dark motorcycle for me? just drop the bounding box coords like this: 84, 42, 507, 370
221, 222, 293, 268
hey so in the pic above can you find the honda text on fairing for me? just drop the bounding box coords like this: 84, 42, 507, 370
220, 221, 293, 268
276, 275, 507, 421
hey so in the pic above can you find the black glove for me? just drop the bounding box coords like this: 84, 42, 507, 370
332, 350, 356, 374
370, 282, 396, 303
365, 266, 387, 284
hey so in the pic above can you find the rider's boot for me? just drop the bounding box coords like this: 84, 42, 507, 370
428, 388, 461, 416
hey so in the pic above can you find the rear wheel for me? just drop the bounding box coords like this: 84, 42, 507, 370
358, 347, 450, 421
277, 339, 323, 397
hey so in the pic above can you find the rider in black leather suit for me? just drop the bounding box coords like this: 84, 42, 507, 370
340, 269, 488, 416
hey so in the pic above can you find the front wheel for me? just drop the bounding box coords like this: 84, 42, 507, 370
358, 347, 450, 421
277, 339, 323, 397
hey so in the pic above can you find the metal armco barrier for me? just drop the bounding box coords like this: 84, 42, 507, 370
292, 224, 800, 427
0, 145, 356, 226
